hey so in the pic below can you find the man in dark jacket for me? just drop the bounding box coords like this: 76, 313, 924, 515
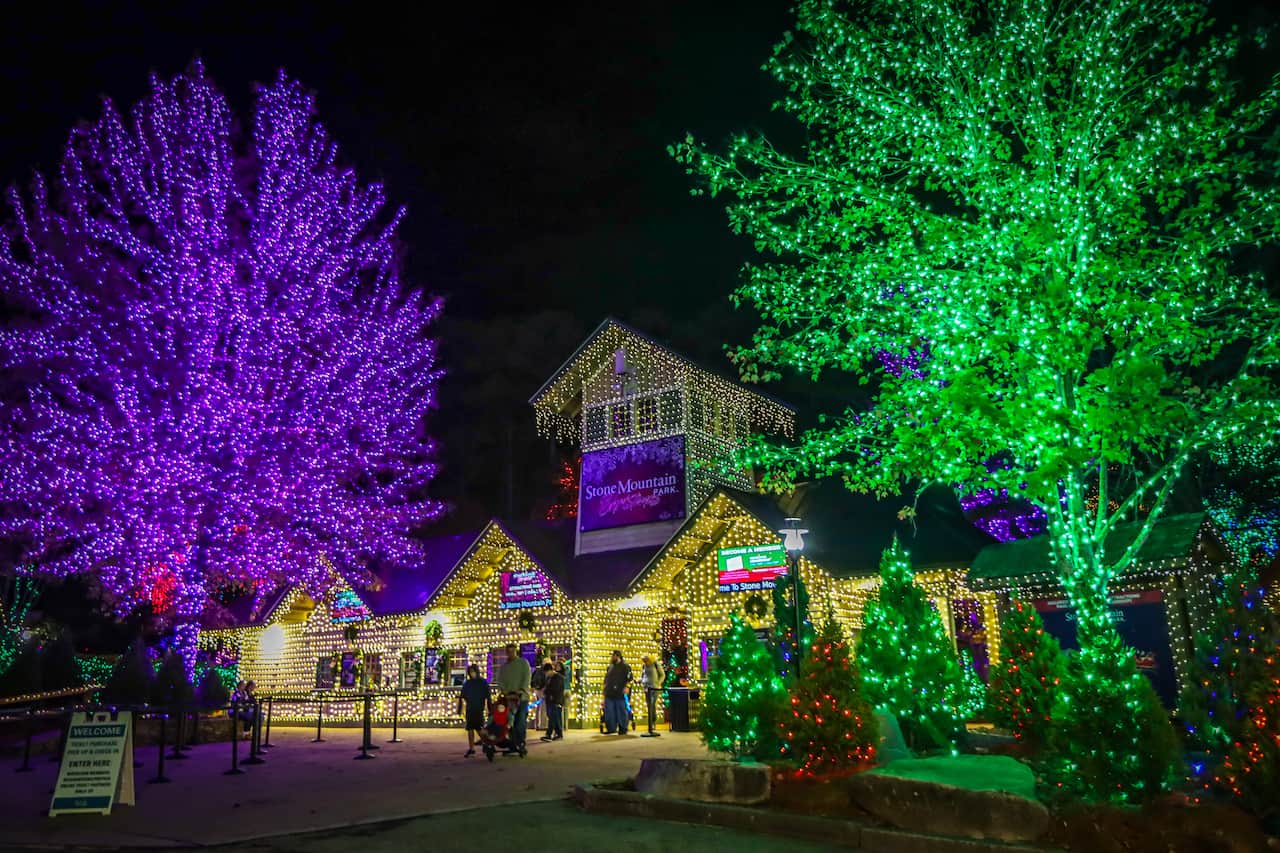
539, 662, 565, 741
602, 650, 632, 735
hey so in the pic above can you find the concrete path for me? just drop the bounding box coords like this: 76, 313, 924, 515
1, 726, 710, 849
127, 799, 838, 853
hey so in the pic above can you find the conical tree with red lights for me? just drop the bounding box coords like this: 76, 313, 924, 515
987, 596, 1065, 750
781, 618, 878, 776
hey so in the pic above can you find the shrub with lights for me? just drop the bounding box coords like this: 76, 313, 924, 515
1047, 626, 1181, 802
781, 617, 878, 776
956, 649, 987, 722
1183, 580, 1280, 820
855, 539, 964, 752
701, 611, 788, 760
771, 569, 813, 682
987, 596, 1065, 749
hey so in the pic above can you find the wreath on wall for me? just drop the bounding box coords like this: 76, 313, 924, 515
423, 619, 444, 647
342, 623, 361, 645
517, 610, 537, 633
744, 594, 769, 621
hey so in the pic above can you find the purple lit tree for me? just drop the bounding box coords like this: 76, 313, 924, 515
0, 64, 445, 670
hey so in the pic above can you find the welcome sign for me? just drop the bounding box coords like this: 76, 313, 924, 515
579, 435, 686, 532
717, 543, 788, 593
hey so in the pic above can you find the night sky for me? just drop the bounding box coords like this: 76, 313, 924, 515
0, 2, 802, 523
2, 1, 1274, 528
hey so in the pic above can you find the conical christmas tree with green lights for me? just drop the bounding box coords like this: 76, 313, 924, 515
1048, 625, 1181, 802
781, 618, 878, 776
701, 612, 788, 760
856, 538, 964, 751
987, 596, 1065, 749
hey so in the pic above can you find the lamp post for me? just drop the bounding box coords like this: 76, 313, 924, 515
779, 517, 808, 678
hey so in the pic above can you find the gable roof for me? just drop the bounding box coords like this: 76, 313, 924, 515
499, 519, 657, 599
528, 317, 795, 428
210, 583, 296, 630
631, 479, 996, 590
967, 512, 1212, 589
358, 530, 486, 616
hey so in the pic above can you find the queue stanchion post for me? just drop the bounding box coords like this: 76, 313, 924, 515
50, 707, 69, 762
169, 703, 188, 760
134, 705, 145, 767
225, 701, 244, 775
15, 707, 34, 773
242, 700, 265, 765
387, 691, 402, 744
149, 712, 171, 784
312, 696, 325, 743
261, 696, 273, 749
355, 692, 374, 760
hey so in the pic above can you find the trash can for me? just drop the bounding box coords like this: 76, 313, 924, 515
666, 687, 700, 732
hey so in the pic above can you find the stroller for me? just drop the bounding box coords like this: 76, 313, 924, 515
480, 691, 527, 761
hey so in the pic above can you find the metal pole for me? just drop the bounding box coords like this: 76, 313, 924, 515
791, 552, 804, 679
169, 702, 188, 760
355, 692, 374, 759
149, 713, 171, 783
225, 701, 244, 775
50, 708, 69, 762
15, 707, 34, 773
261, 696, 274, 749
312, 698, 325, 743
242, 700, 265, 765
387, 692, 402, 743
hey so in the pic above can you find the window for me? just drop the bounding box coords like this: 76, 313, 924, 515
637, 397, 658, 433
585, 406, 607, 444
659, 390, 682, 429
689, 397, 704, 432
610, 402, 632, 438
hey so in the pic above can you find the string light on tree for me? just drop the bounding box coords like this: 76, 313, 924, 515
0, 63, 446, 673
674, 0, 1280, 797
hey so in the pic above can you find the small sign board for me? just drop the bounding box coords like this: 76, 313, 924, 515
716, 542, 788, 593
49, 710, 135, 816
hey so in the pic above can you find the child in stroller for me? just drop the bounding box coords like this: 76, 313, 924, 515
480, 690, 527, 761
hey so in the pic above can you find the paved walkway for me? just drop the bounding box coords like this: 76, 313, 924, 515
2, 726, 710, 849
130, 799, 838, 853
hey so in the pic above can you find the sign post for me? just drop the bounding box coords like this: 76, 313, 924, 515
49, 710, 135, 816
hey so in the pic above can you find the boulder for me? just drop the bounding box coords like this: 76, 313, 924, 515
634, 758, 771, 805
873, 710, 911, 764
846, 755, 1050, 843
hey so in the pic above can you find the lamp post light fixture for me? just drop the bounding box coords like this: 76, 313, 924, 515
779, 517, 808, 677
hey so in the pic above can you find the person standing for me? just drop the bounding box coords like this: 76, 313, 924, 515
496, 643, 531, 751
639, 654, 665, 737
458, 664, 490, 757
554, 659, 570, 728
539, 662, 565, 741
602, 650, 632, 735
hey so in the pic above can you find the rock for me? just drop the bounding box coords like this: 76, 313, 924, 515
846, 756, 1049, 843
873, 711, 911, 764
634, 758, 771, 805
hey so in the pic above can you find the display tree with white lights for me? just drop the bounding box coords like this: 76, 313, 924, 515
0, 63, 445, 673
674, 0, 1278, 799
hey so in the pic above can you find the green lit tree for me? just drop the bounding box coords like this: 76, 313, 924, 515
1048, 630, 1182, 801
674, 0, 1278, 797
986, 596, 1065, 750
1183, 579, 1280, 820
856, 540, 964, 752
781, 618, 878, 776
701, 612, 789, 760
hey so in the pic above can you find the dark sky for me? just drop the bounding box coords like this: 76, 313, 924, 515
0, 1, 799, 523
0, 1, 793, 328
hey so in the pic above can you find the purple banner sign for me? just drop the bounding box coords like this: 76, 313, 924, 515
499, 570, 553, 610
579, 435, 686, 532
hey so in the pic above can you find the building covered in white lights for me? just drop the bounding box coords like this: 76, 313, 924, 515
203, 319, 1225, 726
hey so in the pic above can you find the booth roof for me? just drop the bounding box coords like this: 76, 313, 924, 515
498, 518, 659, 599
212, 583, 295, 629
209, 529, 484, 628
718, 479, 996, 579
357, 530, 487, 616
968, 512, 1208, 587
